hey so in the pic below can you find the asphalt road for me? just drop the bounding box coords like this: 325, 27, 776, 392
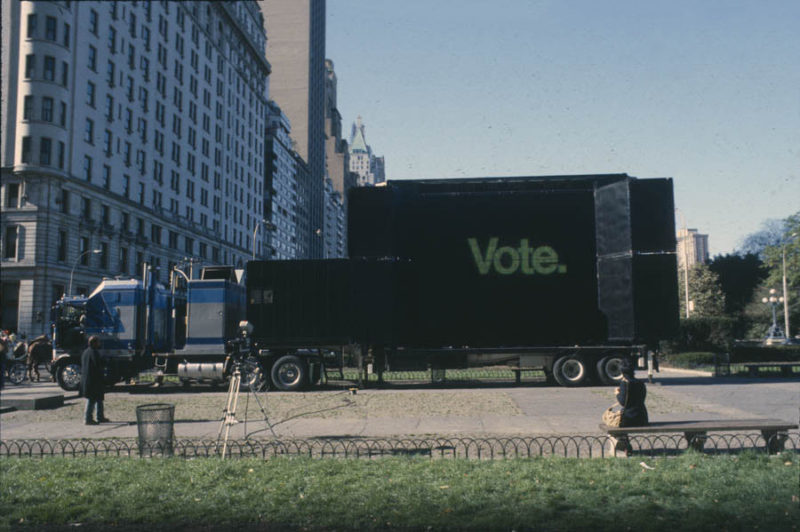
1, 368, 797, 440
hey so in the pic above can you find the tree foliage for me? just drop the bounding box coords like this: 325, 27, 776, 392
678, 263, 725, 318
736, 218, 787, 257
708, 253, 766, 315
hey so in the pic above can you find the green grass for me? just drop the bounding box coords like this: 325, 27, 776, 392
1, 454, 797, 530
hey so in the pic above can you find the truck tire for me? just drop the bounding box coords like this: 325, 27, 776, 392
271, 355, 307, 391
242, 356, 268, 392
8, 361, 28, 385
552, 355, 588, 387
56, 361, 81, 391
596, 355, 626, 386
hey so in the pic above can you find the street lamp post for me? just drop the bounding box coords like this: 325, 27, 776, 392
252, 219, 276, 260
782, 232, 797, 340
762, 288, 785, 345
675, 209, 690, 318
68, 248, 102, 296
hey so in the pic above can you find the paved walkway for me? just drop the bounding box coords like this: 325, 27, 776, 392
1, 368, 797, 440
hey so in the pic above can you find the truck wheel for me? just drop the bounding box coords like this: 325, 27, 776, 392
596, 355, 626, 386
552, 355, 588, 387
271, 355, 306, 391
56, 362, 81, 391
242, 357, 268, 392
8, 361, 28, 385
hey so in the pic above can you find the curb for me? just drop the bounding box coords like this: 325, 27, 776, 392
657, 366, 714, 377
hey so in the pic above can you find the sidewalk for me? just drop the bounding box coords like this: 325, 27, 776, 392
2, 368, 797, 441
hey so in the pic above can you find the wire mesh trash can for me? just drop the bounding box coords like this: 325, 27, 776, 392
136, 403, 175, 456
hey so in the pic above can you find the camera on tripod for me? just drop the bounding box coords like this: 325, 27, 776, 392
224, 321, 255, 373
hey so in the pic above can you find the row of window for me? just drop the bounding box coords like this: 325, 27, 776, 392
26, 14, 70, 48
24, 54, 69, 86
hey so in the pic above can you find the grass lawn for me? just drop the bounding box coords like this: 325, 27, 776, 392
1, 453, 797, 531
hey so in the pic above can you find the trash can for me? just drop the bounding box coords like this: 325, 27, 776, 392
136, 403, 175, 456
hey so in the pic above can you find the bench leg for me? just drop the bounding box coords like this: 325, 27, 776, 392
762, 430, 788, 454
607, 435, 631, 457
684, 432, 707, 452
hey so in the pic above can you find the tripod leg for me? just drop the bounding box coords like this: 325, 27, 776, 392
218, 370, 242, 458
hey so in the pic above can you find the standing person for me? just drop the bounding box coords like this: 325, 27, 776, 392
81, 336, 110, 425
615, 358, 648, 427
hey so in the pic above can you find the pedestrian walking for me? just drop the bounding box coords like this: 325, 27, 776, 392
81, 336, 110, 425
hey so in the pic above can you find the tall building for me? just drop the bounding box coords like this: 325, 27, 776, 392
324, 59, 355, 200
259, 0, 326, 259
322, 177, 345, 259
265, 100, 298, 260
0, 0, 270, 335
677, 228, 710, 271
349, 116, 385, 187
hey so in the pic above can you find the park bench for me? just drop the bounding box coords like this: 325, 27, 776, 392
599, 419, 798, 455
742, 361, 800, 377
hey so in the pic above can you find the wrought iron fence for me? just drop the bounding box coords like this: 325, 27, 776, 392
1, 433, 798, 459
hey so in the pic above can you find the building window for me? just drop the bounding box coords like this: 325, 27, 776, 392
40, 137, 52, 165
60, 102, 67, 126
60, 189, 69, 214
44, 56, 55, 81
151, 225, 161, 245
25, 55, 35, 78
40, 97, 53, 122
103, 130, 112, 155
124, 142, 131, 166
100, 242, 109, 269
63, 23, 70, 48
61, 61, 68, 86
87, 81, 95, 107
123, 175, 130, 198
184, 237, 193, 255
27, 14, 37, 38
3, 226, 19, 259
21, 137, 32, 163
23, 96, 33, 120
102, 165, 111, 189
58, 142, 65, 169
107, 61, 115, 86
79, 237, 90, 265
83, 155, 92, 181
45, 16, 57, 41
88, 45, 97, 71
84, 118, 94, 144
81, 197, 91, 219
5, 183, 19, 208
120, 247, 128, 273
108, 26, 116, 53
57, 231, 67, 262
89, 10, 98, 35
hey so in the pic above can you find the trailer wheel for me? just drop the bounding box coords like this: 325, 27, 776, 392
56, 361, 81, 391
552, 355, 588, 387
596, 355, 626, 386
271, 355, 306, 391
242, 357, 268, 392
7, 361, 28, 385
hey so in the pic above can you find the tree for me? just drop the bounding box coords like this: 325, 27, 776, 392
760, 211, 800, 337
708, 253, 767, 315
678, 263, 726, 318
737, 218, 787, 257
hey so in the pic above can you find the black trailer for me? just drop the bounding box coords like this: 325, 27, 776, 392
246, 174, 679, 389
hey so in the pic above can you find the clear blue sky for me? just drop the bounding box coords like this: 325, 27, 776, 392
326, 0, 799, 256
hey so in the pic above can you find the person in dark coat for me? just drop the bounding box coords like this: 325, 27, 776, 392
615, 358, 648, 427
81, 336, 109, 425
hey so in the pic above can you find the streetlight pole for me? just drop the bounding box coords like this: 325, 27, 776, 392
252, 219, 276, 260
762, 288, 785, 344
68, 248, 102, 296
675, 208, 690, 318
782, 232, 798, 340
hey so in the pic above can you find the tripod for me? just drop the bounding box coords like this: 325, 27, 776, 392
216, 363, 276, 459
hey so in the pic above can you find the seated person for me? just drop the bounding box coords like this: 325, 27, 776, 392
615, 358, 649, 427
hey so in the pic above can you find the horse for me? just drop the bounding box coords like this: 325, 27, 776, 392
26, 336, 52, 383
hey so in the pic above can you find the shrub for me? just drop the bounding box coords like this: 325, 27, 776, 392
662, 317, 742, 353
660, 352, 716, 369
